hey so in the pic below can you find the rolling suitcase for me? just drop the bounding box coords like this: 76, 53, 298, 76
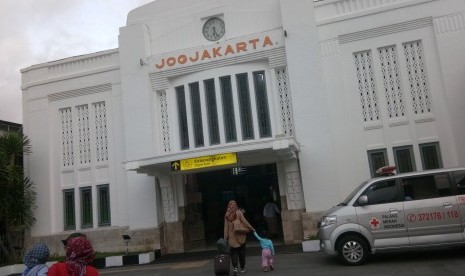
214, 253, 230, 276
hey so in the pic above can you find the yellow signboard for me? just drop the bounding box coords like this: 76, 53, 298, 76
171, 153, 237, 171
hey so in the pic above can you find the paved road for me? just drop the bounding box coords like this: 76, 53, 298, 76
100, 247, 465, 275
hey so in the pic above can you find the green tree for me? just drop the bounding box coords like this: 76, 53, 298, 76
0, 131, 36, 264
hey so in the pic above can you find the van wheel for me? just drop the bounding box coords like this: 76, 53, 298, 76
337, 235, 369, 266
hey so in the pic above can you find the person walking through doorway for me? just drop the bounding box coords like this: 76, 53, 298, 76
224, 200, 255, 275
263, 199, 280, 237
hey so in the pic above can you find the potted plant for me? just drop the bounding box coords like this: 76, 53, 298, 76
301, 234, 320, 252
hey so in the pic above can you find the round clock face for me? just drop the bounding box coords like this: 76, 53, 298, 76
202, 17, 225, 41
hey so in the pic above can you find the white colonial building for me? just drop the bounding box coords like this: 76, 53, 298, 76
21, 0, 465, 254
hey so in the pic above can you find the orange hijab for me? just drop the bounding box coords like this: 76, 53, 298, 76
224, 200, 238, 222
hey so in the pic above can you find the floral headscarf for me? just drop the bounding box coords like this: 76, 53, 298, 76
224, 200, 239, 222
23, 243, 50, 268
65, 237, 95, 276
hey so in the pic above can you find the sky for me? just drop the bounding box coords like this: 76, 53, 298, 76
0, 0, 154, 124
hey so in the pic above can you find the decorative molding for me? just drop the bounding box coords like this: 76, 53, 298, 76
434, 13, 465, 34
339, 17, 433, 44
320, 39, 339, 57
48, 52, 117, 76
316, 0, 436, 25
48, 83, 111, 102
149, 47, 286, 91
21, 50, 119, 90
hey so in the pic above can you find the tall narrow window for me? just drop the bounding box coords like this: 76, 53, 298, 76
80, 187, 93, 228
60, 107, 74, 166
236, 73, 254, 140
253, 71, 271, 138
176, 86, 190, 150
158, 91, 171, 152
93, 101, 109, 162
220, 76, 237, 142
354, 50, 380, 123
276, 67, 294, 136
368, 149, 388, 177
189, 82, 204, 147
76, 104, 91, 164
98, 185, 111, 226
204, 79, 220, 145
394, 145, 416, 173
420, 142, 443, 170
403, 40, 432, 115
378, 46, 405, 119
63, 189, 75, 230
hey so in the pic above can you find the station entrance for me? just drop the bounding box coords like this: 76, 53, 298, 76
184, 163, 282, 251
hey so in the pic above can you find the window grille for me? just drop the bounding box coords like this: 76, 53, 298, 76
367, 149, 388, 178
220, 76, 237, 142
63, 189, 75, 230
176, 86, 190, 150
80, 187, 93, 228
378, 46, 405, 119
204, 79, 220, 145
189, 82, 204, 147
93, 102, 108, 162
394, 145, 416, 173
159, 91, 171, 152
354, 50, 380, 122
403, 40, 432, 115
76, 104, 91, 164
253, 71, 272, 138
276, 67, 294, 136
60, 107, 74, 166
98, 184, 111, 226
419, 142, 443, 170
236, 73, 254, 140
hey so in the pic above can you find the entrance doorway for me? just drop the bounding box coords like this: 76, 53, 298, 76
185, 163, 282, 250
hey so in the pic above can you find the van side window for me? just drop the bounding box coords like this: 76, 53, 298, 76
362, 180, 398, 205
453, 170, 465, 194
401, 173, 451, 200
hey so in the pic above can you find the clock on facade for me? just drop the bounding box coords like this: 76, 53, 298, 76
202, 17, 225, 41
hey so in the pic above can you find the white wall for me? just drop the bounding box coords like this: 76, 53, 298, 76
280, 0, 339, 212
314, 0, 465, 207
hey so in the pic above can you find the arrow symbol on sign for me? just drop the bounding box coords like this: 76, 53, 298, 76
172, 161, 180, 170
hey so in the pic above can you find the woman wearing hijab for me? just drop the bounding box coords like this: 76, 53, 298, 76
224, 200, 255, 275
48, 236, 99, 276
22, 243, 50, 276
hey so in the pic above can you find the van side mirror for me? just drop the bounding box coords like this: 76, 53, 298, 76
358, 195, 368, 205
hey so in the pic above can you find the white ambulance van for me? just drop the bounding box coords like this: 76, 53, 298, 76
318, 167, 465, 265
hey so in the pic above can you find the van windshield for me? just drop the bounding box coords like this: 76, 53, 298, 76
341, 181, 368, 205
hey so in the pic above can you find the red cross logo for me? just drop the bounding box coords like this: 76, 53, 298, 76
369, 217, 380, 229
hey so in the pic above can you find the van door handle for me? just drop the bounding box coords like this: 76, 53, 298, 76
389, 208, 399, 214
443, 202, 453, 208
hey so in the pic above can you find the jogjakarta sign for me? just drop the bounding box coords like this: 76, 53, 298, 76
151, 29, 284, 72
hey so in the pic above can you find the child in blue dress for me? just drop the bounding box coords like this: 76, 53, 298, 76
252, 230, 275, 272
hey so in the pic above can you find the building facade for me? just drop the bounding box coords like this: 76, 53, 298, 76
21, 0, 465, 255
0, 120, 22, 134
